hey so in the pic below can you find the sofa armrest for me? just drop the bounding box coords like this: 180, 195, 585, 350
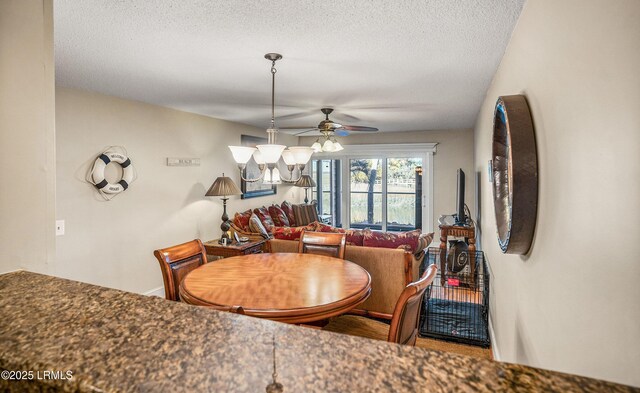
229, 224, 267, 242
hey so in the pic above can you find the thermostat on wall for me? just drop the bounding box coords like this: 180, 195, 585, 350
167, 158, 200, 166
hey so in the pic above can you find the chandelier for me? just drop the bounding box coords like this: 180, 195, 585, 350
228, 53, 313, 184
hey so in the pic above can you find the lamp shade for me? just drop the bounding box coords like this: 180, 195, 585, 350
206, 174, 242, 197
294, 174, 316, 188
256, 144, 286, 164
264, 167, 282, 184
288, 146, 314, 164
228, 146, 257, 164
281, 149, 296, 166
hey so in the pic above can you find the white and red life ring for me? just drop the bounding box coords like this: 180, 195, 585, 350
91, 150, 134, 194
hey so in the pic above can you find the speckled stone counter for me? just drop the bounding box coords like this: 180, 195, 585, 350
0, 271, 635, 392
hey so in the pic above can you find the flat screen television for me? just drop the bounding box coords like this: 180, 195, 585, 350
455, 169, 466, 226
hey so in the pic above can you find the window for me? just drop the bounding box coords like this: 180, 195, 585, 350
349, 158, 422, 231
386, 158, 422, 231
349, 159, 382, 229
311, 143, 436, 233
310, 159, 341, 227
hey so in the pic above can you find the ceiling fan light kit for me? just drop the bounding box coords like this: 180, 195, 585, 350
228, 53, 313, 184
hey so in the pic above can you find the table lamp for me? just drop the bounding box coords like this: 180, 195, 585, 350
294, 174, 316, 204
206, 173, 242, 244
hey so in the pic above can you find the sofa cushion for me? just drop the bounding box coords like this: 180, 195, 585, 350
253, 206, 275, 232
363, 229, 433, 254
232, 209, 252, 232
268, 204, 290, 227
272, 223, 317, 241
292, 203, 319, 226
280, 201, 296, 226
248, 213, 270, 239
314, 222, 342, 233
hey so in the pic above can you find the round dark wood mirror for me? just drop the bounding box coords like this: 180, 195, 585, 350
491, 95, 538, 254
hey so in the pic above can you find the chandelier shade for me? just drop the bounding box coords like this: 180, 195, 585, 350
289, 146, 315, 163
256, 143, 286, 164
229, 146, 257, 165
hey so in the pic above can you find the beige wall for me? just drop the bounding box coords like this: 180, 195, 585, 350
56, 88, 302, 294
0, 0, 56, 274
473, 0, 640, 387
301, 129, 475, 232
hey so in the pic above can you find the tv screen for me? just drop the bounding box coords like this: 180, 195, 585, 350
455, 169, 466, 225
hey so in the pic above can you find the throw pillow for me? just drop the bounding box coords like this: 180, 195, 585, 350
417, 232, 435, 251
248, 213, 271, 239
280, 201, 296, 226
292, 203, 319, 226
344, 229, 365, 246
268, 204, 290, 227
363, 229, 428, 254
232, 209, 252, 231
272, 223, 317, 241
253, 206, 275, 232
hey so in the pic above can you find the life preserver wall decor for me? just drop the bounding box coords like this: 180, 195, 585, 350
88, 148, 136, 199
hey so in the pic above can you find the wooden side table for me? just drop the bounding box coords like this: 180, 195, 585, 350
203, 238, 267, 261
438, 225, 476, 288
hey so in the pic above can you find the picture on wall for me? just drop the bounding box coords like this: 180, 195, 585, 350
240, 134, 277, 199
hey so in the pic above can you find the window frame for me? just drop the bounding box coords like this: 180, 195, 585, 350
312, 143, 437, 233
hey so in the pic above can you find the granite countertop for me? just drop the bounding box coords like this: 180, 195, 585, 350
0, 271, 634, 392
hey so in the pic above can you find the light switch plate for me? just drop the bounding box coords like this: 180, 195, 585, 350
56, 220, 65, 236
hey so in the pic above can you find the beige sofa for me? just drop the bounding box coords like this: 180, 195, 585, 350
265, 238, 426, 319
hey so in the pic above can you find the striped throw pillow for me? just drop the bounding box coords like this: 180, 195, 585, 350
292, 203, 319, 226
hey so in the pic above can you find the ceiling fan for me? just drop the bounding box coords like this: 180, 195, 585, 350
280, 108, 378, 152
282, 107, 379, 136
281, 108, 378, 153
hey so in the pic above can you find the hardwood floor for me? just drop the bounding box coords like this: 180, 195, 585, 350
319, 315, 492, 360
415, 336, 492, 360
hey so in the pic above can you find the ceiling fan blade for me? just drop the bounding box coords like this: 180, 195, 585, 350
293, 129, 320, 135
333, 112, 361, 122
335, 130, 350, 137
279, 125, 317, 130
277, 111, 316, 121
340, 125, 379, 132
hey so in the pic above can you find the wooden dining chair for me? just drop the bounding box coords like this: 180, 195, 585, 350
154, 239, 208, 301
323, 264, 438, 346
298, 230, 346, 259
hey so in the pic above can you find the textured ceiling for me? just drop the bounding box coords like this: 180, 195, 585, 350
54, 0, 525, 134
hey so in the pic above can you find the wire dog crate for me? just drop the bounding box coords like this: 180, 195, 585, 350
419, 248, 490, 347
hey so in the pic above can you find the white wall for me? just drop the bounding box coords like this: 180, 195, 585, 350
0, 0, 56, 274
56, 88, 302, 294
474, 0, 640, 387
301, 129, 474, 232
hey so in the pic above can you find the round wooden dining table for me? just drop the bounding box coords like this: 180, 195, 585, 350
179, 253, 371, 324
